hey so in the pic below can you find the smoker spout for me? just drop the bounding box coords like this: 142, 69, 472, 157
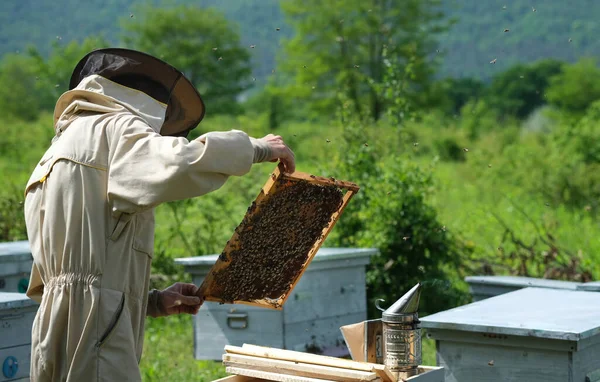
383, 283, 421, 318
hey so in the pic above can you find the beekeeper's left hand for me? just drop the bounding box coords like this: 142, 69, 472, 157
148, 282, 202, 317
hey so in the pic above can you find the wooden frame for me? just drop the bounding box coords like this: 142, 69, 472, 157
223, 345, 393, 382
198, 163, 360, 309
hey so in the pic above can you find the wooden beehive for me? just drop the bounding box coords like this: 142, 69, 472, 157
198, 164, 359, 310
421, 287, 600, 382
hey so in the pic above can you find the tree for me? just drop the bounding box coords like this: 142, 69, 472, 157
0, 37, 107, 120
278, 0, 448, 121
486, 59, 564, 119
122, 5, 252, 115
546, 58, 600, 116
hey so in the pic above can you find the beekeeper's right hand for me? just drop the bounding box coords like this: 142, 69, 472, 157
251, 134, 296, 173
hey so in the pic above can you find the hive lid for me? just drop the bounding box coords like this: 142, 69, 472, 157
421, 287, 600, 342
0, 241, 32, 263
465, 275, 582, 290
197, 164, 360, 310
175, 247, 378, 267
0, 292, 38, 310
576, 281, 600, 292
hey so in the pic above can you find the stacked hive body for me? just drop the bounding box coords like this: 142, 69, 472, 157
198, 163, 359, 309
0, 241, 36, 382
0, 293, 37, 381
422, 287, 600, 382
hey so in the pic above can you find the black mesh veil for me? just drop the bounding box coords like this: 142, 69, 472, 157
69, 48, 205, 137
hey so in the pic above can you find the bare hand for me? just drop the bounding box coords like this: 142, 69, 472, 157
258, 134, 296, 173
160, 282, 203, 316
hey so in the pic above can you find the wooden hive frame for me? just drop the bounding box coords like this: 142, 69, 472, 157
198, 163, 360, 310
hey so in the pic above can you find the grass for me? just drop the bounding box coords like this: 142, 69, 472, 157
140, 313, 438, 381
141, 314, 228, 382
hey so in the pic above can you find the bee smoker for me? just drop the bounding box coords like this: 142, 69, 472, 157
377, 283, 422, 380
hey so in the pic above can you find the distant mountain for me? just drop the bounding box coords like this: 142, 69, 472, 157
1, 0, 598, 81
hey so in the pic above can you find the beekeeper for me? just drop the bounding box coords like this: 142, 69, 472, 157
23, 48, 295, 381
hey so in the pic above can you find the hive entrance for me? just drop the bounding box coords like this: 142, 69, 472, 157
198, 163, 359, 309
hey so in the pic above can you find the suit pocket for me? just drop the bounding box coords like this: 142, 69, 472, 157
96, 292, 125, 348
132, 209, 155, 258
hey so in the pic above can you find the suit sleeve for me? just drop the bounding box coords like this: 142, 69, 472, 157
107, 115, 254, 213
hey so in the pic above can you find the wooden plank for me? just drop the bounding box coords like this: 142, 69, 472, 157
228, 344, 373, 371
280, 171, 360, 192
198, 163, 359, 310
223, 354, 379, 382
213, 376, 263, 382
225, 344, 395, 381
225, 366, 336, 382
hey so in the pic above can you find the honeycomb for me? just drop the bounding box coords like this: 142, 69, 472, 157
208, 177, 344, 305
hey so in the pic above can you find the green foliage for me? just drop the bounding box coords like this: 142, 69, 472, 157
0, 37, 108, 119
546, 58, 600, 116
324, 74, 469, 317
459, 99, 501, 139
278, 0, 447, 120
122, 5, 252, 115
486, 59, 564, 118
431, 77, 486, 116
0, 54, 41, 120
0, 188, 27, 242
141, 315, 228, 381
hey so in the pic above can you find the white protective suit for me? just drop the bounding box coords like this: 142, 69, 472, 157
23, 74, 263, 381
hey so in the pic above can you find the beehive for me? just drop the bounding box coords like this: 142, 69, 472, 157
176, 247, 376, 360
421, 287, 600, 382
198, 164, 359, 310
0, 292, 37, 382
0, 241, 32, 294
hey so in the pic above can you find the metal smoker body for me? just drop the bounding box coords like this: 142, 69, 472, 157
379, 283, 422, 380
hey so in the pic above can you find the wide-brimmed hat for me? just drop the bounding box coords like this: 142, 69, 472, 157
69, 48, 205, 137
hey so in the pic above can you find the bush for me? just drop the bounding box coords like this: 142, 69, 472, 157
325, 95, 470, 317
546, 58, 600, 116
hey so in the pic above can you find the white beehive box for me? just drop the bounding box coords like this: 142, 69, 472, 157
465, 275, 581, 301
0, 241, 32, 294
0, 293, 37, 382
421, 287, 600, 382
175, 247, 377, 360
